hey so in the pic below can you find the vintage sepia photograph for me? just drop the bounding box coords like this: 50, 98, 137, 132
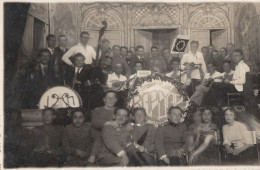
2, 0, 260, 169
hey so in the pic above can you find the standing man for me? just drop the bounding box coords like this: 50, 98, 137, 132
147, 46, 167, 73
181, 41, 207, 96
111, 45, 131, 78
226, 43, 235, 69
211, 50, 224, 72
201, 46, 211, 64
46, 34, 56, 56
161, 48, 173, 72
131, 45, 147, 69
62, 31, 96, 66
120, 46, 128, 60
52, 35, 69, 85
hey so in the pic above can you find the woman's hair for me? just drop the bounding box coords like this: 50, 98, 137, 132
223, 107, 237, 120
114, 107, 130, 117
132, 107, 147, 117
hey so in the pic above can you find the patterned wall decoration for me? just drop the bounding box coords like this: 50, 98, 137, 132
132, 3, 180, 28
51, 3, 77, 48
80, 3, 124, 48
188, 3, 229, 29
234, 3, 259, 63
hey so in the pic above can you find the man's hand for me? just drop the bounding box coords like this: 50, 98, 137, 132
112, 81, 122, 87
87, 155, 95, 164
73, 79, 81, 85
70, 63, 75, 68
225, 146, 234, 154
176, 148, 184, 157
224, 79, 230, 84
138, 146, 145, 152
162, 156, 170, 165
76, 149, 87, 158
120, 153, 129, 166
232, 148, 242, 155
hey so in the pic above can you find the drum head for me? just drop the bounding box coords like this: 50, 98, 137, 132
128, 74, 190, 127
39, 86, 82, 109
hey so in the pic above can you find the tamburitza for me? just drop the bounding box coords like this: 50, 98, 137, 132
127, 73, 190, 127
39, 86, 82, 109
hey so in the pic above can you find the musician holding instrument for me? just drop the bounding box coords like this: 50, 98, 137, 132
106, 63, 127, 91
180, 41, 207, 96
190, 62, 223, 106
166, 57, 190, 86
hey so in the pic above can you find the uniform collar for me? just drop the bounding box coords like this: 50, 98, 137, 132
168, 121, 178, 127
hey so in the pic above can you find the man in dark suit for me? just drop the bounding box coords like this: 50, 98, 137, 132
52, 35, 69, 85
30, 49, 55, 108
131, 45, 147, 70
65, 53, 104, 113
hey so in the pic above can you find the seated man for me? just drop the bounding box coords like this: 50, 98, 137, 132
65, 53, 104, 111
147, 46, 167, 73
155, 106, 187, 166
130, 62, 143, 79
62, 108, 93, 166
90, 90, 118, 160
128, 108, 156, 166
207, 49, 250, 106
30, 49, 55, 108
96, 107, 131, 166
166, 57, 190, 85
221, 60, 234, 81
190, 62, 222, 106
30, 108, 64, 167
106, 63, 127, 91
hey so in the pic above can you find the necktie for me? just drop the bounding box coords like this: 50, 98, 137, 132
44, 65, 47, 76
76, 68, 80, 80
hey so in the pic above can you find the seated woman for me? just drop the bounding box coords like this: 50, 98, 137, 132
189, 108, 219, 165
128, 108, 156, 166
222, 108, 257, 165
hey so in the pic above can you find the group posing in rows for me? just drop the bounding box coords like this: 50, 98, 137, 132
5, 91, 258, 167
6, 31, 260, 167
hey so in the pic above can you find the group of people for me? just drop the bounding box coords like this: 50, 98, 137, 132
5, 91, 258, 167
6, 31, 260, 167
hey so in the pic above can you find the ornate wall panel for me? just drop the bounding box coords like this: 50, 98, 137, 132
234, 3, 259, 63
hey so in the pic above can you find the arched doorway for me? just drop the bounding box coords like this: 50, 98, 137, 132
81, 8, 123, 48
189, 7, 230, 50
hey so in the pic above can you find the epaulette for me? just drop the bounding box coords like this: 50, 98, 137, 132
104, 121, 119, 128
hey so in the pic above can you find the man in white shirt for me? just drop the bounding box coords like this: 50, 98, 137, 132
106, 63, 127, 91
223, 49, 250, 92
62, 31, 96, 66
181, 40, 207, 96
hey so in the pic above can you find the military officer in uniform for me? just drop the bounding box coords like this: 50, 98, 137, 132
96, 107, 132, 166
155, 106, 188, 166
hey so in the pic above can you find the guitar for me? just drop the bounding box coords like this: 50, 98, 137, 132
109, 77, 136, 91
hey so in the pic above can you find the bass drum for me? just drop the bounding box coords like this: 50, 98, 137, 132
127, 74, 190, 127
39, 86, 82, 109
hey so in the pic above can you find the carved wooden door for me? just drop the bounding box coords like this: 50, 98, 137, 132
190, 29, 210, 51
134, 30, 153, 53
211, 29, 228, 50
